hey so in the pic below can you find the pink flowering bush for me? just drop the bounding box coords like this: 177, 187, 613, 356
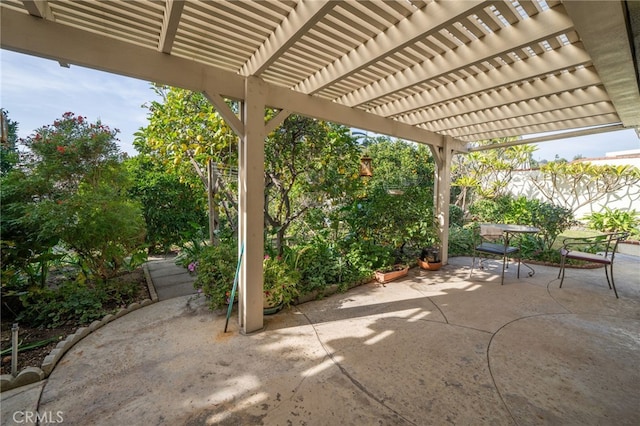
10, 112, 146, 282
22, 112, 122, 196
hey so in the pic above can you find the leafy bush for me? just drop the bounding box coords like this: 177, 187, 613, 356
468, 195, 512, 222
467, 195, 575, 260
175, 224, 210, 269
126, 156, 208, 253
447, 225, 475, 256
449, 204, 464, 227
290, 238, 369, 294
263, 254, 299, 307
17, 278, 140, 328
193, 238, 238, 310
1, 170, 61, 288
39, 184, 147, 282
584, 208, 640, 237
293, 240, 342, 293
2, 113, 147, 284
504, 197, 575, 253
342, 238, 396, 274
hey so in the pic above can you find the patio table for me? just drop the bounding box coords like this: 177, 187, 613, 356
487, 223, 540, 278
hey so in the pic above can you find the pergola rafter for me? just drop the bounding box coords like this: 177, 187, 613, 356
22, 0, 53, 20
158, 0, 184, 54
370, 43, 592, 120
445, 104, 618, 139
421, 87, 612, 134
293, 0, 487, 96
400, 67, 603, 125
338, 3, 574, 108
240, 0, 335, 77
457, 113, 622, 142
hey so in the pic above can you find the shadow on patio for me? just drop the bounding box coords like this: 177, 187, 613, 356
9, 255, 640, 425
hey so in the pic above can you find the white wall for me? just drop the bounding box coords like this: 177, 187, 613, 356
507, 153, 640, 221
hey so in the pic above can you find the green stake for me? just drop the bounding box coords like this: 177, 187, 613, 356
224, 243, 244, 333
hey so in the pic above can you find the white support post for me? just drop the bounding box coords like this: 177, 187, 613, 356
238, 76, 266, 334
431, 136, 453, 264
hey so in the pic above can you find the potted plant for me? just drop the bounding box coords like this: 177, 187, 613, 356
414, 224, 442, 271
418, 246, 442, 271
375, 264, 409, 283
263, 254, 300, 314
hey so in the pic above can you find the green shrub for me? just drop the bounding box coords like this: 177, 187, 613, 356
40, 184, 147, 282
468, 196, 512, 222
193, 238, 238, 310
4, 113, 147, 284
447, 225, 475, 256
290, 239, 369, 294
263, 254, 300, 307
449, 204, 464, 227
0, 170, 60, 288
294, 241, 341, 293
175, 224, 210, 269
584, 208, 640, 237
17, 278, 139, 328
467, 195, 575, 260
342, 238, 396, 275
126, 156, 208, 253
517, 198, 575, 253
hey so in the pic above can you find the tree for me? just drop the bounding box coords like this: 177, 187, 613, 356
126, 155, 208, 253
21, 111, 122, 196
452, 138, 537, 204
135, 86, 238, 243
3, 112, 146, 282
264, 115, 361, 254
336, 137, 436, 263
1, 168, 59, 288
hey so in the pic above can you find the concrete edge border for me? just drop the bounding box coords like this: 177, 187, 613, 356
143, 263, 159, 303
0, 265, 160, 393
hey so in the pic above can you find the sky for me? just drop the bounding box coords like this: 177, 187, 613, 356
2, 49, 639, 160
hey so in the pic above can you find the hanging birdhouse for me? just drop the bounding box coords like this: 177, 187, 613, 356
359, 156, 373, 177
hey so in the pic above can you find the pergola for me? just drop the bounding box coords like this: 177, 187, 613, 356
2, 0, 639, 334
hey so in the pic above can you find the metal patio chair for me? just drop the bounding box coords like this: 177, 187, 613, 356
558, 231, 629, 298
469, 224, 521, 285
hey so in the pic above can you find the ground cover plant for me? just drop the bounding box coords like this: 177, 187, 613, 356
0, 267, 150, 375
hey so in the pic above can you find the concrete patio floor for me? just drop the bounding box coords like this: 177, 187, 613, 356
2, 255, 639, 425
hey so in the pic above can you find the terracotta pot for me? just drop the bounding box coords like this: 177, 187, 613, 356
375, 265, 409, 283
418, 258, 442, 271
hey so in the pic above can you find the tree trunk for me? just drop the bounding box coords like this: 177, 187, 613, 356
208, 159, 219, 245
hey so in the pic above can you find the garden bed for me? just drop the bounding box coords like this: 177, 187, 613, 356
0, 268, 150, 376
